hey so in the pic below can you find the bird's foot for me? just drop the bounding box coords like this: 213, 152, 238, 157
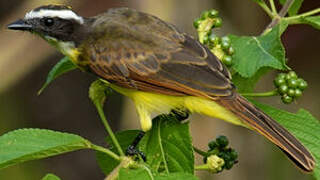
126, 131, 146, 161
170, 109, 189, 121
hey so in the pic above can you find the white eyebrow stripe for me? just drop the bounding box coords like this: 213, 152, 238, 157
25, 9, 84, 24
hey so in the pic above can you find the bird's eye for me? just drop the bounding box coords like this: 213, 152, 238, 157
44, 18, 54, 27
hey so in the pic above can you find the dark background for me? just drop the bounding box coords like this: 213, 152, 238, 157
0, 0, 319, 179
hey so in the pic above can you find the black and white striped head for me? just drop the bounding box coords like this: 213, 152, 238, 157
7, 5, 87, 44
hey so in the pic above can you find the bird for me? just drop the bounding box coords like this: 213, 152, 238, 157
7, 4, 315, 172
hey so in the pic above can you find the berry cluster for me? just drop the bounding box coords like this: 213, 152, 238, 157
274, 71, 308, 104
193, 10, 234, 66
203, 135, 238, 172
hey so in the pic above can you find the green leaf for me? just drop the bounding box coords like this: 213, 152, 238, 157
252, 102, 320, 179
38, 56, 77, 95
139, 115, 194, 174
230, 24, 288, 78
0, 129, 91, 169
279, 0, 304, 16
41, 173, 61, 180
303, 16, 320, 30
118, 167, 199, 180
118, 167, 154, 180
232, 68, 270, 93
96, 130, 141, 175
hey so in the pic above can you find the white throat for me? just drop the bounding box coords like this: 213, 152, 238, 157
25, 9, 84, 24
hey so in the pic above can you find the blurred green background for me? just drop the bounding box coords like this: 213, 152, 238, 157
0, 0, 319, 179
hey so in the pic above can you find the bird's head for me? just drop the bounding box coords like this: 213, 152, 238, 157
7, 5, 89, 58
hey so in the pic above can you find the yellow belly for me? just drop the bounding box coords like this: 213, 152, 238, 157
109, 84, 246, 131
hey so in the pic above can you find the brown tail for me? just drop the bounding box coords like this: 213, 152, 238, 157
218, 93, 315, 172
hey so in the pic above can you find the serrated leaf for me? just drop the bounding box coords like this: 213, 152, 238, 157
38, 56, 77, 95
41, 173, 61, 180
0, 129, 91, 169
230, 24, 288, 78
279, 0, 304, 16
96, 130, 141, 175
232, 68, 270, 93
139, 115, 194, 174
118, 167, 199, 180
303, 16, 320, 30
252, 102, 320, 179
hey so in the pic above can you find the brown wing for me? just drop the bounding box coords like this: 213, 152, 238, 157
78, 8, 233, 98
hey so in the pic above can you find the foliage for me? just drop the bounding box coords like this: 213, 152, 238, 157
1, 0, 320, 179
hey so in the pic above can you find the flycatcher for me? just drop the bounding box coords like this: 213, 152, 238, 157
7, 5, 315, 172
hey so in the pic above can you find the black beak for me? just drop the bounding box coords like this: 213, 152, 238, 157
7, 19, 33, 31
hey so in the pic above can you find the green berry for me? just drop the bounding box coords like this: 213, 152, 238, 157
223, 55, 232, 66
221, 36, 231, 44
221, 41, 230, 50
203, 35, 209, 44
287, 71, 298, 79
294, 89, 302, 98
208, 140, 218, 150
209, 34, 220, 46
287, 89, 295, 97
230, 150, 238, 160
282, 95, 293, 104
193, 18, 201, 29
216, 135, 229, 148
288, 79, 298, 88
214, 18, 222, 27
298, 79, 308, 90
227, 46, 235, 55
208, 10, 219, 18
277, 73, 286, 80
224, 161, 234, 170
201, 11, 210, 19
274, 77, 286, 87
279, 85, 288, 95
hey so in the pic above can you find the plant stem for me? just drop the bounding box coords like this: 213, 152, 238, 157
264, 0, 294, 31
91, 144, 121, 161
95, 103, 125, 156
193, 146, 208, 156
284, 8, 320, 24
269, 0, 277, 14
256, 1, 274, 18
195, 164, 209, 171
241, 90, 278, 97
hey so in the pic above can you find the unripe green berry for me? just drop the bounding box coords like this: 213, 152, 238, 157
282, 95, 293, 104
294, 89, 302, 98
288, 79, 298, 88
203, 35, 209, 44
216, 135, 229, 148
208, 140, 218, 150
223, 55, 232, 66
287, 71, 298, 79
214, 18, 222, 27
277, 73, 286, 80
224, 161, 234, 170
230, 150, 238, 160
221, 36, 231, 44
287, 89, 295, 97
298, 79, 308, 90
274, 77, 286, 87
221, 41, 230, 50
209, 34, 220, 46
193, 18, 201, 29
227, 46, 235, 55
279, 85, 288, 95
201, 11, 210, 19
208, 10, 219, 18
